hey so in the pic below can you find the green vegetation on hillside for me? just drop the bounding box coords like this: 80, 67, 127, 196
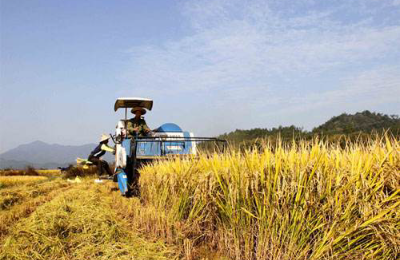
312, 110, 400, 134
219, 125, 306, 143
219, 111, 400, 146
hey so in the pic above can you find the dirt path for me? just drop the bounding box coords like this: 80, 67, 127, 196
0, 179, 178, 260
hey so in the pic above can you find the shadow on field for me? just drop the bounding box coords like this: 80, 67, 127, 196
62, 163, 115, 179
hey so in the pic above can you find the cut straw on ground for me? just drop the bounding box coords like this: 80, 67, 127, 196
1, 181, 177, 260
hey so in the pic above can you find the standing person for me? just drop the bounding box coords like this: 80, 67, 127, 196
88, 134, 115, 177
125, 107, 152, 196
126, 107, 151, 138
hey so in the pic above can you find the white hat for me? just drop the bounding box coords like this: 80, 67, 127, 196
100, 134, 110, 142
131, 107, 146, 115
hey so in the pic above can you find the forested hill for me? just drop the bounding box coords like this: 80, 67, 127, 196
218, 125, 307, 143
218, 111, 400, 142
312, 110, 400, 135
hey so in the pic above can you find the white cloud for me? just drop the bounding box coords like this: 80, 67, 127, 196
121, 0, 400, 132
392, 0, 400, 7
281, 66, 400, 111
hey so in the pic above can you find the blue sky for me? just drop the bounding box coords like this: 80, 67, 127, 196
1, 0, 400, 153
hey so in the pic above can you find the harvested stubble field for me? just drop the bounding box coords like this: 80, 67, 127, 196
0, 136, 399, 260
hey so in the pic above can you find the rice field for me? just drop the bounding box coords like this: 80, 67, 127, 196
0, 176, 48, 189
138, 136, 400, 259
0, 136, 398, 260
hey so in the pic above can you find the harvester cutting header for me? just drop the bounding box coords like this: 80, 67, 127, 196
111, 97, 226, 196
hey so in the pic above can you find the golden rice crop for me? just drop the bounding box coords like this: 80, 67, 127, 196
0, 176, 48, 189
137, 136, 399, 260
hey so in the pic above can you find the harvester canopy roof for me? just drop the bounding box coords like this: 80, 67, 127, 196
114, 97, 153, 112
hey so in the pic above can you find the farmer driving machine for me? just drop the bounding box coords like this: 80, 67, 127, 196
111, 97, 226, 196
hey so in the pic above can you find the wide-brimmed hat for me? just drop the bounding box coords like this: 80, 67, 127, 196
100, 134, 110, 142
131, 107, 146, 115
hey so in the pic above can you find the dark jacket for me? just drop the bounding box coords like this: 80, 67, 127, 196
89, 144, 105, 159
126, 117, 151, 138
88, 143, 114, 159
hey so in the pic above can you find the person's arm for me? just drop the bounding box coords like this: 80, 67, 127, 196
101, 144, 115, 153
141, 119, 151, 134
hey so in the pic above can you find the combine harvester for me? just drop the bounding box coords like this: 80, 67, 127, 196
111, 97, 226, 196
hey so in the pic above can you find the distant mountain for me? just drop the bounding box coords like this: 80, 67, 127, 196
0, 141, 114, 169
0, 158, 68, 170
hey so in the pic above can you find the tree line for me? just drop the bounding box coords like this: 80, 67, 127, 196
217, 110, 400, 148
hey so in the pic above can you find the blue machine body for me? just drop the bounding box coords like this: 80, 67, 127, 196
135, 123, 195, 158
155, 123, 182, 132
122, 139, 131, 155
117, 171, 128, 195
